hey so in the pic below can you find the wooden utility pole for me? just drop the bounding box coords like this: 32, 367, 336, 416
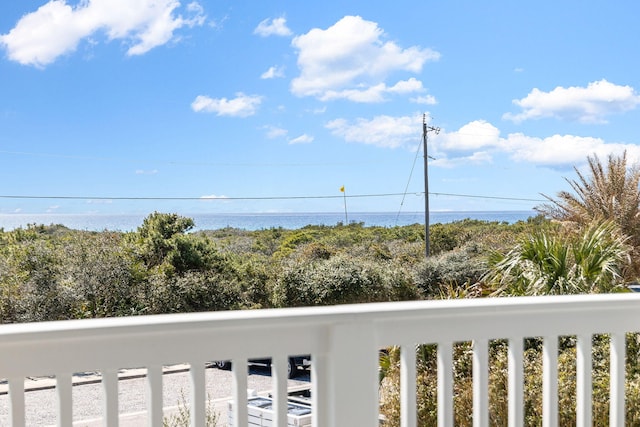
423, 114, 439, 258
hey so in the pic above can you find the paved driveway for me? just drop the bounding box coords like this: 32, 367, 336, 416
0, 365, 310, 426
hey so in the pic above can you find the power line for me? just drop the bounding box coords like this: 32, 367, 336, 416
395, 126, 424, 223
430, 192, 544, 202
0, 150, 387, 168
0, 192, 547, 203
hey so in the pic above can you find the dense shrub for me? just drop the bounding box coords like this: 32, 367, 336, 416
144, 270, 242, 314
5, 237, 65, 322
228, 254, 276, 309
413, 243, 487, 297
272, 254, 418, 307
60, 232, 138, 318
165, 234, 224, 274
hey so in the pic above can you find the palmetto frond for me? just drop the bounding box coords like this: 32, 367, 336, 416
535, 151, 640, 278
485, 221, 629, 296
536, 152, 640, 244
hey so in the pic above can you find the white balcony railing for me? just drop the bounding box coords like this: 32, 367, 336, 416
2, 293, 640, 426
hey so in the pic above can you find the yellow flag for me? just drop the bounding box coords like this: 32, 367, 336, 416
340, 185, 345, 192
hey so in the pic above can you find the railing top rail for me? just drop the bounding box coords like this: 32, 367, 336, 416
2, 293, 640, 342
2, 293, 640, 379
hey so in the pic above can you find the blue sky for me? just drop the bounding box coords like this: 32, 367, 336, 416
1, 1, 640, 216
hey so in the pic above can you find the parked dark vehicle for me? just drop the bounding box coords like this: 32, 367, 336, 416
215, 356, 310, 379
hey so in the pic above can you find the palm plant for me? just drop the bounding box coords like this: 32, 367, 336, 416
485, 221, 629, 296
536, 151, 640, 245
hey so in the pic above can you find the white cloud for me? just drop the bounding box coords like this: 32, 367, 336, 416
0, 0, 206, 67
320, 79, 424, 103
191, 93, 262, 117
502, 133, 640, 166
503, 79, 640, 124
387, 78, 424, 94
429, 120, 640, 169
135, 169, 159, 175
326, 114, 423, 148
254, 17, 292, 37
289, 134, 314, 144
434, 120, 501, 152
291, 16, 440, 102
411, 94, 437, 105
264, 125, 288, 139
261, 65, 285, 79
326, 113, 640, 169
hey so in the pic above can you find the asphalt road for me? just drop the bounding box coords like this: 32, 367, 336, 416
0, 365, 311, 426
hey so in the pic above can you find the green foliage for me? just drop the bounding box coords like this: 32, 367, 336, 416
275, 228, 323, 258
0, 231, 74, 322
0, 212, 558, 324
272, 254, 418, 307
144, 270, 241, 314
129, 212, 196, 269
231, 254, 276, 309
429, 218, 542, 256
414, 243, 487, 297
537, 151, 640, 277
60, 232, 138, 318
486, 221, 629, 295
537, 152, 640, 237
166, 234, 223, 274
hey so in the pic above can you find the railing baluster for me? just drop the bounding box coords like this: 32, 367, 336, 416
324, 321, 378, 426
231, 358, 248, 427
56, 373, 73, 427
8, 378, 25, 427
437, 341, 453, 427
146, 365, 163, 427
312, 352, 329, 427
190, 362, 206, 427
102, 369, 119, 427
610, 332, 625, 427
542, 336, 558, 427
576, 334, 592, 427
400, 344, 417, 427
508, 337, 524, 427
271, 354, 288, 427
473, 339, 489, 427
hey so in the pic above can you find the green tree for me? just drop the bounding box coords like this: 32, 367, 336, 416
131, 212, 195, 269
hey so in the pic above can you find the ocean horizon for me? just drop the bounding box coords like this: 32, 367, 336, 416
0, 210, 538, 232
